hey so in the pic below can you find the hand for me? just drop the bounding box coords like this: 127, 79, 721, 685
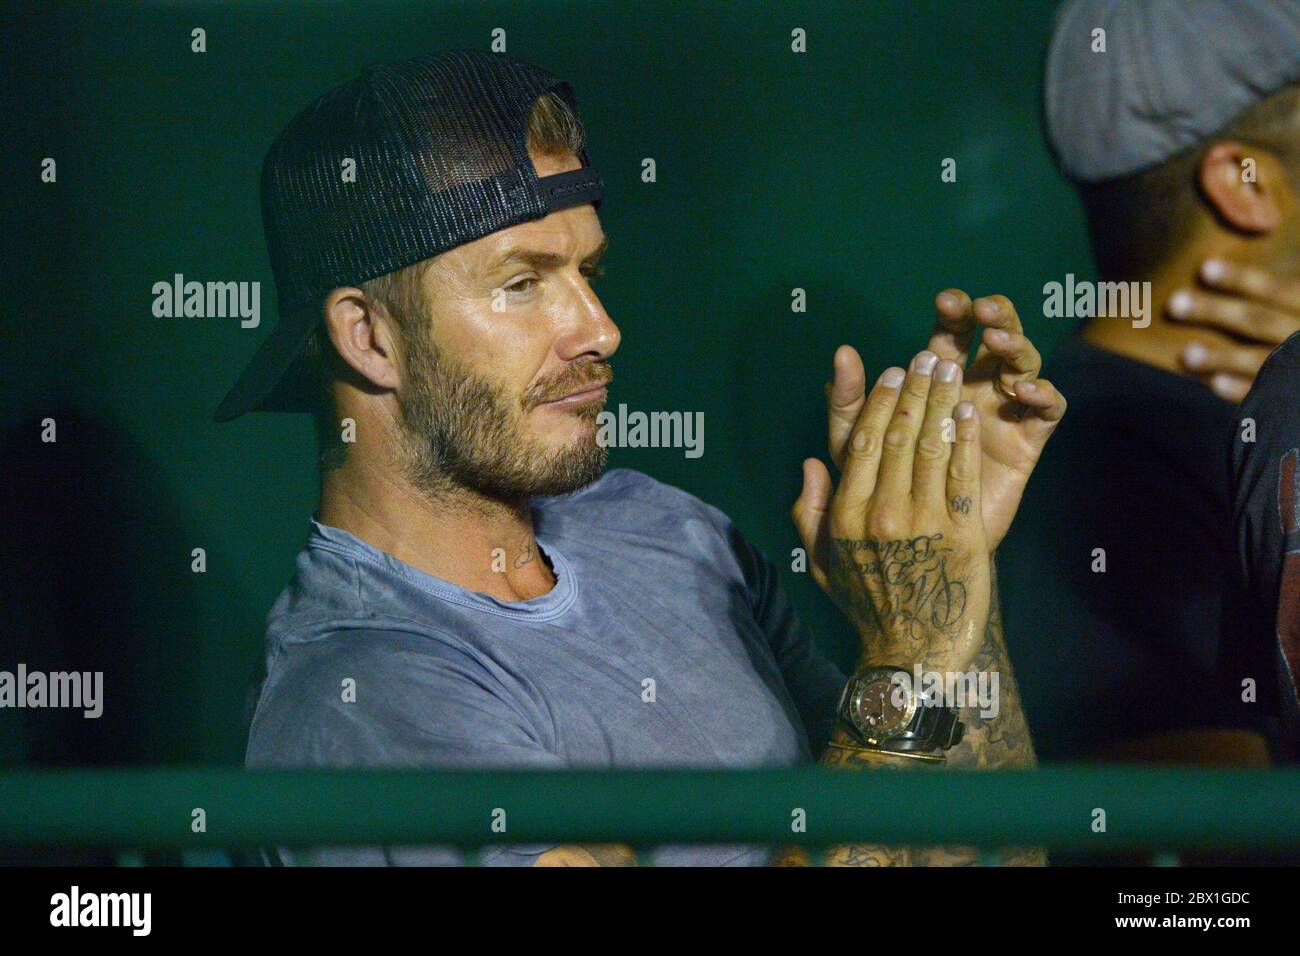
533, 844, 637, 866
818, 291, 1065, 563
1169, 259, 1300, 402
793, 349, 990, 672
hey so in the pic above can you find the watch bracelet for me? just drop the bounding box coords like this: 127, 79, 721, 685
825, 740, 946, 763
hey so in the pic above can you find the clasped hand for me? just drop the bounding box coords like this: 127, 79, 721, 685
792, 291, 1066, 672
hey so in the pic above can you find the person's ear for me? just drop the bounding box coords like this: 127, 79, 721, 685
1198, 140, 1289, 235
321, 287, 402, 391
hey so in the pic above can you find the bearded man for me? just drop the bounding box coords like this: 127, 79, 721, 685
219, 50, 1065, 866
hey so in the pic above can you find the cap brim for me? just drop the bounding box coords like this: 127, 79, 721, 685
212, 304, 318, 423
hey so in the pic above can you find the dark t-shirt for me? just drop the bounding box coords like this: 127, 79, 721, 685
1224, 331, 1300, 761
998, 332, 1243, 758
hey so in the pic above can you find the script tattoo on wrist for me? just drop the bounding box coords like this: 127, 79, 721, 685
828, 533, 969, 652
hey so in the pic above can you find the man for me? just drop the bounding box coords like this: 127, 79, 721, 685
997, 0, 1300, 762
219, 50, 1064, 865
1228, 325, 1300, 765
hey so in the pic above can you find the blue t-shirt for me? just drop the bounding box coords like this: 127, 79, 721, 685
245, 468, 846, 865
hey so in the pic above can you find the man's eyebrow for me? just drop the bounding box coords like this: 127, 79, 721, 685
486, 236, 610, 272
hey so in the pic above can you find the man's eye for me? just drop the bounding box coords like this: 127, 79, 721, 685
582, 265, 606, 282
506, 277, 537, 294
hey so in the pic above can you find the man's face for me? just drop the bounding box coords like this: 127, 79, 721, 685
393, 150, 620, 502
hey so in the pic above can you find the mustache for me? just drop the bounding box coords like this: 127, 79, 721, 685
526, 361, 614, 407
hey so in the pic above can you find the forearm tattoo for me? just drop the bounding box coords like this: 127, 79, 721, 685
907, 585, 1045, 866
773, 569, 1046, 868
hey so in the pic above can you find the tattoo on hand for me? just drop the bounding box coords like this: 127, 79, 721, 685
829, 533, 968, 647
950, 495, 971, 515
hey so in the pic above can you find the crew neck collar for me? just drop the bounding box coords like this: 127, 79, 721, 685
306, 516, 578, 622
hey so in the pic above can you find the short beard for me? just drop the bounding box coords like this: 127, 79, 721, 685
394, 330, 610, 505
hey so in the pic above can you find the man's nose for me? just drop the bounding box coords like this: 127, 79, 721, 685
554, 282, 620, 362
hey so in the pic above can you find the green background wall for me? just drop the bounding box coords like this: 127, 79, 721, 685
4, 0, 1090, 765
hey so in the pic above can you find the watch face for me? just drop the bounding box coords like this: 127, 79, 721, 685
850, 674, 914, 742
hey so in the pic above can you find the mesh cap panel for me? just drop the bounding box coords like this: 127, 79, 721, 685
215, 49, 603, 422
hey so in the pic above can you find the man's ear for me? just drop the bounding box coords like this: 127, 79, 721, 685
321, 287, 402, 391
1198, 140, 1288, 235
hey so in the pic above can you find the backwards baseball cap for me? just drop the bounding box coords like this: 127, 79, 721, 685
214, 49, 603, 423
1045, 0, 1300, 184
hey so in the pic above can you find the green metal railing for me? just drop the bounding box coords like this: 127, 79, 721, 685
2, 767, 1298, 856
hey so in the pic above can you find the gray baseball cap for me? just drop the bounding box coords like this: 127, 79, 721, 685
1045, 0, 1300, 183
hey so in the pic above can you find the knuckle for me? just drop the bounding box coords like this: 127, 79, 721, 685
902, 377, 931, 400
948, 458, 977, 483
848, 427, 882, 459
915, 434, 948, 460
866, 509, 902, 540
864, 392, 898, 418
882, 425, 912, 450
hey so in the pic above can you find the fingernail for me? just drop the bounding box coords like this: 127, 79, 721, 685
978, 298, 1001, 314
937, 292, 958, 310
1168, 290, 1194, 317
986, 328, 1009, 345
936, 359, 960, 381
1017, 379, 1037, 393
1201, 259, 1228, 283
955, 401, 975, 420
912, 351, 938, 374
1183, 342, 1208, 368
880, 367, 905, 388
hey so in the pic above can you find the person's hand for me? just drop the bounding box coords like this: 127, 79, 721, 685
1169, 259, 1300, 402
819, 292, 1066, 560
533, 844, 637, 866
793, 349, 990, 671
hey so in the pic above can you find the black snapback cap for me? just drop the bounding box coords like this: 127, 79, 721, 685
214, 49, 604, 423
